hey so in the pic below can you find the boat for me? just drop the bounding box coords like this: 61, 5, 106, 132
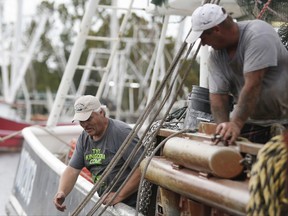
0, 116, 31, 151
0, 99, 71, 151
0, 1, 59, 151
0, 100, 50, 151
5, 0, 288, 215
5, 124, 138, 215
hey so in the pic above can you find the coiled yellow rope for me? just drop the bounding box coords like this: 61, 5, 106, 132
247, 135, 288, 216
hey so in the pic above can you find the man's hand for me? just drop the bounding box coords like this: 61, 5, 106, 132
53, 192, 67, 212
102, 192, 124, 206
215, 122, 241, 145
101, 168, 141, 206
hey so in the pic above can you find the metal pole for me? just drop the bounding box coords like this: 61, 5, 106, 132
0, 0, 9, 100
146, 15, 169, 104
76, 50, 96, 96
96, 0, 135, 98
199, 45, 209, 88
46, 0, 100, 127
8, 12, 49, 104
10, 0, 22, 91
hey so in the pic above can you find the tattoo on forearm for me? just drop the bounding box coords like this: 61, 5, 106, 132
235, 85, 260, 123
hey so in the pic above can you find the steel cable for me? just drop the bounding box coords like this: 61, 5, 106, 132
71, 27, 192, 216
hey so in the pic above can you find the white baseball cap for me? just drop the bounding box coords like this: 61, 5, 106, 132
186, 4, 228, 44
72, 95, 101, 122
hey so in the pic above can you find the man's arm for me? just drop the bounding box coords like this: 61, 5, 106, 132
215, 69, 266, 144
53, 165, 81, 211
231, 69, 265, 129
210, 93, 231, 123
102, 167, 141, 205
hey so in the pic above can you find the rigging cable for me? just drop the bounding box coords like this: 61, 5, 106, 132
93, 34, 200, 216
87, 26, 201, 216
71, 21, 193, 216
84, 0, 211, 214
71, 0, 208, 214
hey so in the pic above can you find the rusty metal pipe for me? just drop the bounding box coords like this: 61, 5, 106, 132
140, 157, 249, 216
163, 137, 243, 178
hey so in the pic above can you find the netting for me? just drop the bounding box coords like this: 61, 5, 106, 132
237, 0, 288, 21
237, 0, 288, 49
278, 23, 288, 49
151, 0, 288, 49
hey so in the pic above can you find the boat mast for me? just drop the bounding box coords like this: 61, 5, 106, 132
8, 12, 49, 104
10, 0, 23, 99
0, 0, 10, 101
146, 15, 169, 105
46, 0, 101, 127
47, 0, 151, 126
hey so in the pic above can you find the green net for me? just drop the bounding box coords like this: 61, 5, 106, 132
150, 0, 288, 49
279, 23, 288, 49
236, 0, 288, 21
237, 0, 288, 49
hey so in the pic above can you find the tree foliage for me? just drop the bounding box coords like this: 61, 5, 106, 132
23, 0, 200, 110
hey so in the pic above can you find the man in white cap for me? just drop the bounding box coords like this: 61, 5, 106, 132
53, 95, 143, 211
186, 3, 288, 145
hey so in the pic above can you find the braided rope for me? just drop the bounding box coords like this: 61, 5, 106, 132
247, 135, 288, 216
256, 0, 272, 19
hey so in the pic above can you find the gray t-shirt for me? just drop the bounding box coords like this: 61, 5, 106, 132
208, 20, 288, 121
69, 118, 142, 207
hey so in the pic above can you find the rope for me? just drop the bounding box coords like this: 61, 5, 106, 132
71, 24, 192, 216
246, 134, 288, 216
71, 0, 203, 213
0, 130, 22, 142
78, 16, 201, 215
87, 30, 200, 216
82, 0, 208, 214
0, 125, 72, 147
256, 0, 272, 19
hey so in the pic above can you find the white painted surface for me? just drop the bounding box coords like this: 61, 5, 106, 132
0, 152, 20, 215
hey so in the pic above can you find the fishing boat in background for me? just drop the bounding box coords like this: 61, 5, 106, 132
5, 0, 288, 215
0, 95, 70, 151
0, 116, 31, 151
0, 98, 51, 151
0, 1, 58, 151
